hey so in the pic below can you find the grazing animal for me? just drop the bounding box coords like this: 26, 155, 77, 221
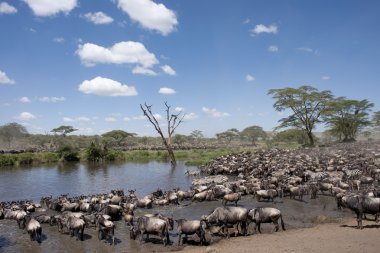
248, 207, 285, 233
289, 186, 307, 200
176, 219, 206, 246
123, 210, 134, 227
24, 216, 42, 243
130, 216, 170, 246
255, 189, 280, 202
58, 216, 85, 240
222, 193, 241, 206
97, 215, 115, 245
202, 206, 248, 236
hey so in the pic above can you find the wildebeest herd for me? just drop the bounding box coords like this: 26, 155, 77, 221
0, 141, 380, 248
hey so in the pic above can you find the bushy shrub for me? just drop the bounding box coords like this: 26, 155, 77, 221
57, 145, 80, 162
0, 155, 16, 166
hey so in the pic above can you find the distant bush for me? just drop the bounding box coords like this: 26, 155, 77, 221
17, 153, 34, 165
57, 145, 80, 162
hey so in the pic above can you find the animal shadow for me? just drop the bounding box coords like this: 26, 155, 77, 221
340, 224, 380, 229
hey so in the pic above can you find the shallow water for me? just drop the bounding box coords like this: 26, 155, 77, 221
0, 161, 195, 202
0, 195, 354, 253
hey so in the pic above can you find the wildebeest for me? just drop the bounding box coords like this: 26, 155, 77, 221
58, 216, 85, 240
24, 215, 42, 243
222, 193, 241, 206
337, 194, 380, 229
175, 219, 206, 246
192, 190, 215, 202
130, 216, 170, 246
97, 215, 115, 245
248, 207, 285, 233
255, 189, 281, 202
201, 206, 248, 236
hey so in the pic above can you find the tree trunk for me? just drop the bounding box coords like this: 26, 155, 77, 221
307, 131, 315, 146
162, 140, 176, 168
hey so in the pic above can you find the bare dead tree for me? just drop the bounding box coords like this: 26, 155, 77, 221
140, 102, 185, 168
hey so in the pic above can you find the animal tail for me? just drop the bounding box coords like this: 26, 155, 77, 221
280, 214, 286, 231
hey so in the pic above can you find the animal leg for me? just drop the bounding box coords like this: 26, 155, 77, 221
177, 233, 182, 246
274, 220, 279, 232
257, 222, 262, 233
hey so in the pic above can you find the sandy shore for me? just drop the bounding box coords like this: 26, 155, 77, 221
172, 218, 380, 253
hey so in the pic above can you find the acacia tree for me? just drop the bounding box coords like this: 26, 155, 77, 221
0, 122, 28, 148
216, 128, 240, 144
140, 102, 185, 168
240, 125, 267, 146
190, 130, 204, 144
51, 125, 77, 137
268, 85, 333, 146
324, 97, 373, 142
102, 130, 136, 146
373, 111, 380, 128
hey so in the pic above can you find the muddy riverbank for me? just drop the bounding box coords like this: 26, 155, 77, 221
0, 195, 354, 253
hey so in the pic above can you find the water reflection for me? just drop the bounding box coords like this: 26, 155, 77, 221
0, 161, 195, 202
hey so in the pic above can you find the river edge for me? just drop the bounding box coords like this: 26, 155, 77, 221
173, 217, 380, 253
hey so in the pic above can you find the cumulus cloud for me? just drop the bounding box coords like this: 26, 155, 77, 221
250, 24, 278, 35
0, 70, 15, 84
175, 107, 184, 112
158, 87, 176, 94
16, 112, 36, 121
242, 18, 250, 24
63, 116, 91, 122
132, 66, 157, 76
202, 107, 230, 118
24, 0, 77, 17
117, 0, 178, 36
268, 45, 278, 52
184, 112, 198, 120
0, 2, 17, 14
246, 74, 255, 81
322, 76, 330, 80
39, 96, 65, 102
161, 65, 176, 76
76, 41, 158, 69
123, 117, 131, 121
78, 76, 138, 96
19, 97, 31, 103
83, 12, 114, 25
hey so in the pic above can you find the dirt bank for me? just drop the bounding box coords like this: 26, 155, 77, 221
175, 217, 380, 253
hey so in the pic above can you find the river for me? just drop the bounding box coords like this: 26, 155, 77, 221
0, 161, 195, 202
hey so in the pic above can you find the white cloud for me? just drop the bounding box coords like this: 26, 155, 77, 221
123, 117, 131, 121
83, 12, 114, 25
16, 112, 36, 121
296, 47, 314, 53
132, 66, 157, 76
132, 115, 146, 120
39, 96, 65, 102
63, 116, 91, 122
322, 76, 330, 80
105, 117, 117, 122
29, 28, 36, 33
53, 37, 65, 43
78, 76, 138, 97
202, 107, 230, 118
246, 74, 255, 82
153, 113, 162, 120
117, 0, 178, 36
175, 107, 184, 112
24, 0, 77, 17
159, 87, 176, 94
76, 41, 159, 69
0, 70, 15, 84
268, 45, 278, 52
184, 112, 198, 120
161, 65, 176, 76
0, 2, 17, 14
19, 97, 31, 103
242, 18, 250, 24
251, 24, 278, 35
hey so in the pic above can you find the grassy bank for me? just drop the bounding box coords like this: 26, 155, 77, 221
0, 148, 254, 168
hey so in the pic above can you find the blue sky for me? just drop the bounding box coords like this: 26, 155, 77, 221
0, 0, 379, 137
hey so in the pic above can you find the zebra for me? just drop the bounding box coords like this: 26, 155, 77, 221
342, 168, 362, 181
303, 170, 329, 182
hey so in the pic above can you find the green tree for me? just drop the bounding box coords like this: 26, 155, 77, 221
373, 111, 380, 128
274, 128, 310, 145
240, 125, 267, 145
268, 85, 333, 146
57, 144, 80, 162
190, 130, 204, 144
51, 125, 77, 137
173, 134, 189, 145
216, 128, 240, 144
324, 98, 373, 142
0, 122, 28, 148
102, 130, 136, 146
